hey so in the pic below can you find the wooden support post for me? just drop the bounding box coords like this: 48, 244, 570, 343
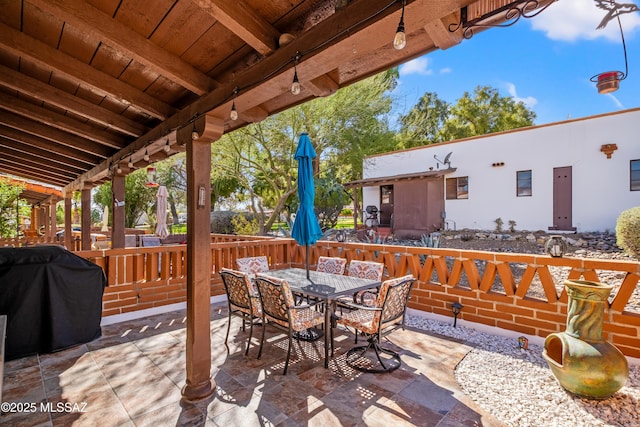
112, 174, 126, 249
81, 187, 92, 250
179, 113, 224, 402
49, 201, 57, 240
64, 194, 72, 249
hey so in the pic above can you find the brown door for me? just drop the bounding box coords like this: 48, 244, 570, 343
551, 166, 574, 231
379, 185, 393, 227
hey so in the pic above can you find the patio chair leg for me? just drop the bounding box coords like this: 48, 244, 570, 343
283, 334, 293, 375
246, 319, 254, 356
224, 312, 232, 348
257, 320, 266, 359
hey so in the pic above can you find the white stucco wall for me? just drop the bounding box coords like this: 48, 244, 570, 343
362, 108, 640, 232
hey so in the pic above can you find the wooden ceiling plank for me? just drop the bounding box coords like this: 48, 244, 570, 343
30, 0, 216, 95
0, 92, 127, 149
0, 148, 80, 179
0, 124, 101, 165
0, 111, 112, 158
305, 73, 339, 97
0, 23, 173, 120
0, 64, 147, 137
0, 136, 90, 172
0, 164, 68, 187
0, 156, 75, 182
194, 0, 280, 56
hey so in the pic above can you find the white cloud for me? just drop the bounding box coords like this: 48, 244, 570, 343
505, 82, 538, 108
440, 67, 452, 74
531, 0, 640, 42
399, 57, 433, 76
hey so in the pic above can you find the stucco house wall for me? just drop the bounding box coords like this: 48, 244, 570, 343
361, 108, 640, 233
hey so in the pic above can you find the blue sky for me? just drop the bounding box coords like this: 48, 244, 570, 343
392, 0, 640, 126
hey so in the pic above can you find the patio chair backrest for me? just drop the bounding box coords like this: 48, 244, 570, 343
220, 268, 257, 313
375, 275, 415, 330
348, 260, 384, 281
316, 256, 347, 275
254, 275, 295, 328
236, 256, 269, 276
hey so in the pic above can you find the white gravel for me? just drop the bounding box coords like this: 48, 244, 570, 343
405, 314, 640, 427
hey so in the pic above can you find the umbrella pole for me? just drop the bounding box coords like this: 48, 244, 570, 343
306, 244, 310, 279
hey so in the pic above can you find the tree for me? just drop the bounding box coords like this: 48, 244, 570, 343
439, 86, 536, 140
0, 178, 27, 238
212, 71, 398, 234
93, 169, 157, 229
396, 92, 450, 149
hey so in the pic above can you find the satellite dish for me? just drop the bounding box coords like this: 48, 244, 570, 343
434, 152, 453, 168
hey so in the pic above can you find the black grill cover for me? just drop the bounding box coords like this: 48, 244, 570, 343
0, 245, 106, 360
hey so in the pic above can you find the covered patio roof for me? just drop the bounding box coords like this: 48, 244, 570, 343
0, 0, 555, 193
343, 167, 457, 189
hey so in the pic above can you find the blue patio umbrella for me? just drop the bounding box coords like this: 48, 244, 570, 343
291, 132, 322, 279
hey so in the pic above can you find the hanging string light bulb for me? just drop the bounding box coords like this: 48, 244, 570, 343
291, 52, 302, 95
127, 155, 134, 169
191, 120, 199, 140
143, 149, 150, 162
393, 0, 406, 50
230, 87, 239, 121
164, 139, 171, 153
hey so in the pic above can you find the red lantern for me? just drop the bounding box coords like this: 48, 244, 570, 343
145, 167, 159, 187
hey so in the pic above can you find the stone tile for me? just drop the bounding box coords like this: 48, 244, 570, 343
2, 362, 42, 391
0, 380, 49, 426
3, 354, 39, 373
132, 400, 208, 427
398, 377, 460, 415
363, 393, 444, 427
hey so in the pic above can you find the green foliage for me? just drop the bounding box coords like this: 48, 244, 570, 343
231, 213, 259, 235
93, 169, 158, 228
494, 217, 503, 233
439, 86, 536, 141
341, 208, 353, 216
396, 92, 450, 149
314, 175, 351, 231
616, 207, 640, 258
0, 178, 27, 238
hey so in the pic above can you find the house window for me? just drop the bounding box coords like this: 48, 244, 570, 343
446, 177, 468, 200
632, 160, 640, 191
517, 170, 532, 196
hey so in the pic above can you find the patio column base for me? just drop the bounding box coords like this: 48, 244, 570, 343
181, 378, 216, 402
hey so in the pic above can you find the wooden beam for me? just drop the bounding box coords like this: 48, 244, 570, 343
0, 150, 78, 180
424, 14, 463, 50
0, 23, 173, 120
0, 112, 112, 158
193, 0, 280, 55
0, 163, 69, 186
305, 73, 339, 97
0, 65, 147, 137
0, 137, 88, 173
241, 105, 268, 123
30, 0, 216, 95
0, 92, 127, 150
0, 125, 99, 165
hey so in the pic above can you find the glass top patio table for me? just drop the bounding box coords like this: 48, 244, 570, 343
262, 268, 382, 368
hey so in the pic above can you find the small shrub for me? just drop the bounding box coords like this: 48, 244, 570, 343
494, 217, 503, 233
340, 208, 353, 216
232, 213, 259, 235
210, 211, 235, 234
616, 207, 640, 258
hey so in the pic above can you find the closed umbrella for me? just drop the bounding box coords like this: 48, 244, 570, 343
291, 133, 322, 279
155, 185, 169, 239
101, 206, 109, 232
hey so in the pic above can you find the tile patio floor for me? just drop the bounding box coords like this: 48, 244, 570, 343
1, 304, 504, 426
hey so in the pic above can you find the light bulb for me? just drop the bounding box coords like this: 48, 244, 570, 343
191, 123, 198, 140
230, 101, 238, 120
291, 70, 301, 95
143, 149, 149, 161
164, 140, 171, 153
393, 1, 406, 50
127, 156, 134, 168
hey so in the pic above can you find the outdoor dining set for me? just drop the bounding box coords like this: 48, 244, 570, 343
220, 255, 416, 375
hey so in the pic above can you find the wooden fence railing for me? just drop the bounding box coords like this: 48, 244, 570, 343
72, 235, 640, 359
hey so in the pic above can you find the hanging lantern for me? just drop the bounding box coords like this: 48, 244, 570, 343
145, 167, 159, 187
